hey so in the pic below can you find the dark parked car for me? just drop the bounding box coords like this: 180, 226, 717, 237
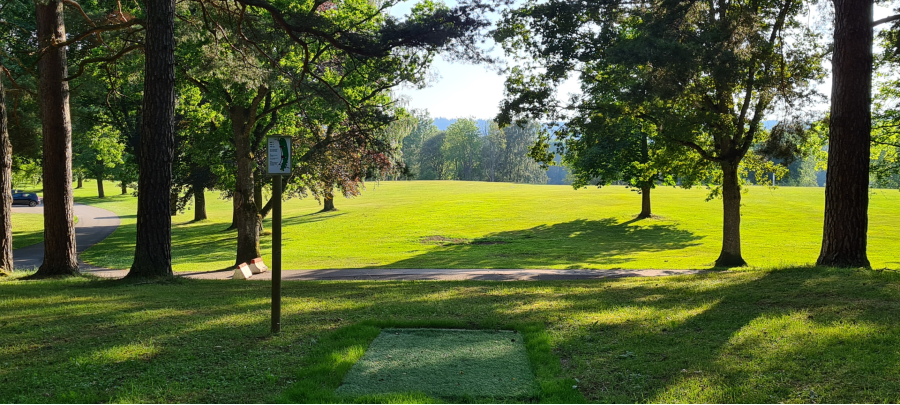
12, 192, 41, 207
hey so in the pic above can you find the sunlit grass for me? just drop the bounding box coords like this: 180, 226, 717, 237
11, 213, 43, 249
67, 180, 900, 271
1, 267, 900, 403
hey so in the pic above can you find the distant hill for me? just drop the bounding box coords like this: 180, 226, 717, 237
433, 117, 492, 131
434, 118, 781, 131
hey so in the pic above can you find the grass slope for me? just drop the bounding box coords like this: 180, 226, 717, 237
1, 267, 899, 403
71, 180, 900, 271
11, 213, 43, 249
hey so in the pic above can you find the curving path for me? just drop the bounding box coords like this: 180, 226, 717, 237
11, 203, 121, 270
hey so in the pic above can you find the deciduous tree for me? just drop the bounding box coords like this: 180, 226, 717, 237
496, 0, 825, 267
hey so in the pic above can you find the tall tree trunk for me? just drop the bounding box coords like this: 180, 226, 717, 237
224, 203, 237, 231
638, 186, 651, 219
0, 73, 13, 274
127, 0, 175, 279
193, 184, 207, 221
254, 181, 265, 233
818, 0, 872, 268
230, 91, 266, 265
76, 174, 83, 189
169, 190, 178, 216
254, 181, 263, 214
96, 175, 105, 198
322, 187, 336, 212
120, 182, 127, 195
34, 0, 78, 277
716, 162, 747, 267
637, 132, 651, 219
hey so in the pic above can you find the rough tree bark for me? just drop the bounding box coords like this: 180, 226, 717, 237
169, 191, 177, 216
193, 183, 207, 221
33, 0, 79, 277
818, 0, 872, 268
636, 130, 652, 219
96, 175, 105, 198
716, 161, 747, 267
322, 188, 336, 212
230, 86, 268, 266
0, 73, 13, 274
127, 0, 175, 279
638, 186, 651, 219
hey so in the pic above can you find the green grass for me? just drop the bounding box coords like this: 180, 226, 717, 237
285, 321, 579, 403
2, 267, 900, 403
334, 328, 537, 400
71, 180, 900, 271
11, 213, 43, 249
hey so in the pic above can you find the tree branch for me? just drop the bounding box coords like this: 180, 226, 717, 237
873, 14, 900, 27
62, 0, 97, 27
64, 44, 143, 81
50, 19, 144, 50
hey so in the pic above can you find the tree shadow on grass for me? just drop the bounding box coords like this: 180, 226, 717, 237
372, 217, 703, 269
1, 268, 899, 403
278, 210, 347, 227
509, 268, 900, 403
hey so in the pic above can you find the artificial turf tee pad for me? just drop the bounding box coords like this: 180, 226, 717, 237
335, 328, 538, 399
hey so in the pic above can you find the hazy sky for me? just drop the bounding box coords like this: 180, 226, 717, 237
390, 3, 897, 120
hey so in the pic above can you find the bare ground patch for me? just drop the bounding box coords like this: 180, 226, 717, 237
420, 235, 509, 246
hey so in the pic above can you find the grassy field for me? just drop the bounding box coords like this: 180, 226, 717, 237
68, 180, 900, 272
1, 267, 899, 403
11, 213, 43, 249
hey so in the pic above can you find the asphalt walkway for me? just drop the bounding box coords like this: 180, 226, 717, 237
11, 203, 121, 270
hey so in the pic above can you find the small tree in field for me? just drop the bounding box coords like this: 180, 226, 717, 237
442, 119, 482, 181
73, 124, 126, 199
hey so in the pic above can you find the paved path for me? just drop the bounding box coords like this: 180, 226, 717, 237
12, 204, 121, 270
84, 267, 707, 281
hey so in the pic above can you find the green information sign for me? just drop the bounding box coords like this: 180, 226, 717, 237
266, 136, 291, 175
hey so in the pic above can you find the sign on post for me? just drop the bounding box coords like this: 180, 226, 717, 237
267, 136, 292, 175
266, 136, 291, 334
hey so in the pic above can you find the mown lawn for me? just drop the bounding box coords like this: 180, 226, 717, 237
70, 180, 900, 271
11, 213, 43, 249
1, 267, 899, 403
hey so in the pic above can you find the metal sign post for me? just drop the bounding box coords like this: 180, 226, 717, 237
266, 136, 291, 334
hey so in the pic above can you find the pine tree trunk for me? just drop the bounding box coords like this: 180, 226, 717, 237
76, 175, 83, 189
638, 186, 651, 219
96, 176, 105, 198
170, 191, 178, 216
231, 106, 262, 265
818, 0, 872, 268
34, 0, 78, 277
127, 0, 175, 279
193, 184, 207, 221
715, 162, 747, 267
0, 73, 13, 274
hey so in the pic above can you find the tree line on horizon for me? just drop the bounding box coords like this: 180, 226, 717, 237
1, 0, 898, 278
